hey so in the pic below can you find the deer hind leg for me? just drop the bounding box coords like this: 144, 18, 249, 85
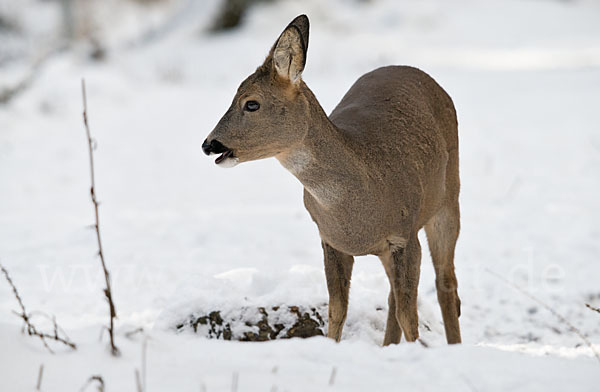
381, 286, 402, 345
322, 241, 354, 342
381, 236, 422, 343
425, 200, 462, 344
379, 250, 402, 345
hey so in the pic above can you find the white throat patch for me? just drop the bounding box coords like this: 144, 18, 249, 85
279, 148, 312, 175
278, 149, 340, 208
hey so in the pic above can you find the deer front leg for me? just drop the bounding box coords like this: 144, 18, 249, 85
322, 241, 354, 342
383, 236, 422, 342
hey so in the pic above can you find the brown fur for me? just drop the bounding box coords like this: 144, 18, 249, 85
205, 15, 462, 345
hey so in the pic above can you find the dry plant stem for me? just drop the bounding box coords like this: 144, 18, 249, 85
81, 79, 119, 356
586, 303, 600, 314
328, 367, 337, 386
79, 375, 105, 392
485, 268, 600, 365
0, 263, 76, 352
141, 338, 147, 392
125, 327, 144, 339
135, 369, 142, 392
134, 337, 148, 392
36, 364, 44, 391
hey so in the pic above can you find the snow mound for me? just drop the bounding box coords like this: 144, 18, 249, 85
155, 265, 446, 345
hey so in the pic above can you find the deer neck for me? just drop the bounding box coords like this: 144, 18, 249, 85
276, 88, 361, 208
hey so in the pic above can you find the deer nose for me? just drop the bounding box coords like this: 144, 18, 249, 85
202, 139, 228, 156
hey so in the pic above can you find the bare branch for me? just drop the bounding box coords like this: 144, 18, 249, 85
586, 303, 600, 314
485, 268, 600, 365
81, 79, 120, 356
0, 263, 76, 353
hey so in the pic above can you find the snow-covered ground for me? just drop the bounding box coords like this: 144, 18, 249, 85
1, 0, 600, 390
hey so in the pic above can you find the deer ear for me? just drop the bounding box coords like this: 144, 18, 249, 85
272, 15, 309, 84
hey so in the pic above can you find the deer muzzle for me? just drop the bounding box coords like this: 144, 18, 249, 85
202, 139, 238, 167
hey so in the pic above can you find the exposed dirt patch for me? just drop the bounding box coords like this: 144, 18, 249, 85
176, 305, 326, 341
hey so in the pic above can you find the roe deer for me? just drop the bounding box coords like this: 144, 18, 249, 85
203, 15, 461, 345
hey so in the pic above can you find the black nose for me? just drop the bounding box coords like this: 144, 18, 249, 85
202, 139, 228, 155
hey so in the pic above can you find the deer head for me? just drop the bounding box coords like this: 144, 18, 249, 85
202, 15, 311, 168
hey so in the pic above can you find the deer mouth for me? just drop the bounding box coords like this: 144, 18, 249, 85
201, 139, 239, 168
214, 149, 239, 168
215, 149, 233, 164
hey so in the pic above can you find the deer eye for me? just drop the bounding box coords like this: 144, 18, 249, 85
244, 100, 260, 112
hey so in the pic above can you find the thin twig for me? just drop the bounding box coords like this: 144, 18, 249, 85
0, 263, 76, 353
81, 79, 119, 356
328, 366, 337, 386
135, 369, 143, 392
36, 364, 44, 391
79, 375, 105, 392
586, 303, 600, 314
485, 268, 600, 365
125, 327, 145, 339
1, 263, 28, 320
141, 337, 147, 392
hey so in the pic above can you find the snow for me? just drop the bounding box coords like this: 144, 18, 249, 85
0, 324, 598, 392
1, 0, 600, 390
